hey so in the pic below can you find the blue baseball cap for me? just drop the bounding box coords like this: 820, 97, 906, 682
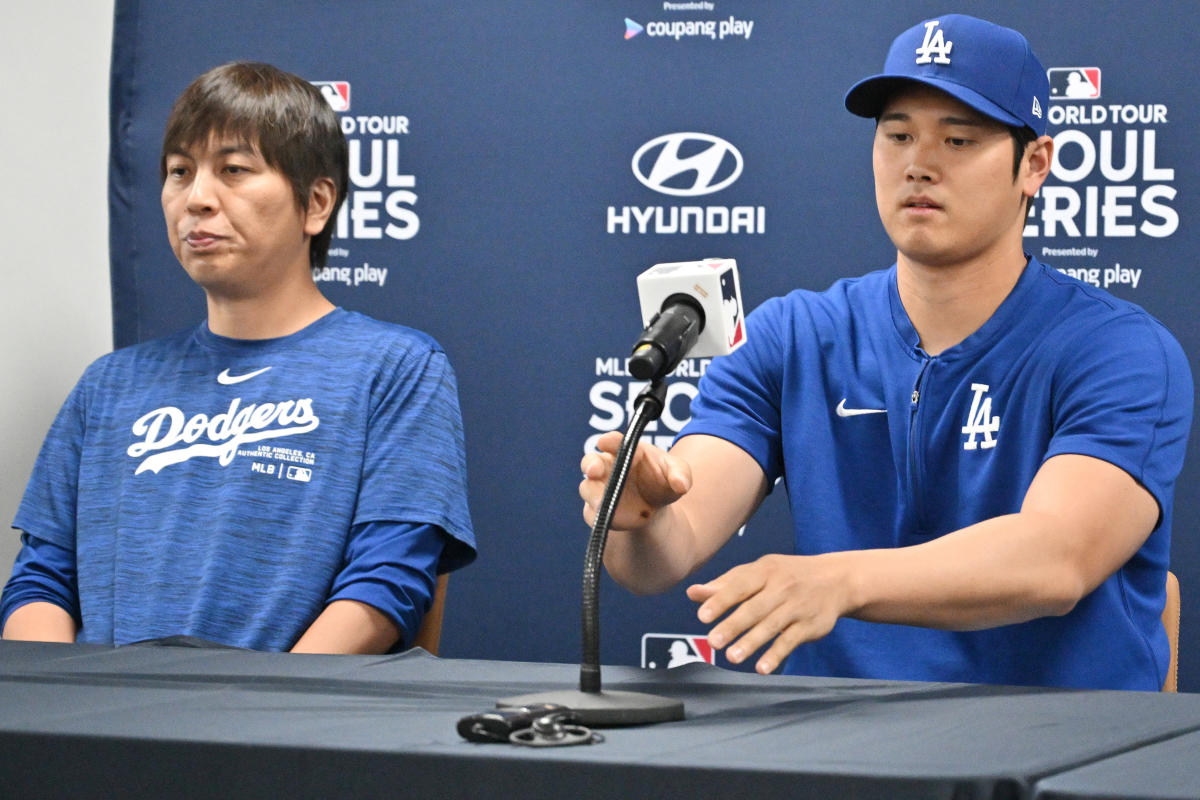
844, 14, 1049, 136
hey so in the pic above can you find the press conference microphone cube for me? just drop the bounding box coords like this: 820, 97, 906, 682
630, 258, 746, 380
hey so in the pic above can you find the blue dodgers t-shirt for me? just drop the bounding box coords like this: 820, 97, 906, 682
681, 259, 1192, 690
11, 309, 475, 650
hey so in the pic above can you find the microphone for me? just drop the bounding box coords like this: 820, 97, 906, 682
498, 260, 748, 726
628, 258, 746, 380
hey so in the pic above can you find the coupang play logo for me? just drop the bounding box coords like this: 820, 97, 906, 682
621, 10, 754, 42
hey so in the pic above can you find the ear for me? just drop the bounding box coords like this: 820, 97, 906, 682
302, 177, 338, 237
1020, 135, 1054, 199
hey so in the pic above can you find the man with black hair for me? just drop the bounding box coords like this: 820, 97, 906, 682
581, 15, 1191, 690
2, 62, 475, 653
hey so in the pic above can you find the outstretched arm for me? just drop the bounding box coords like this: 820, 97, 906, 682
581, 431, 769, 594
689, 453, 1158, 674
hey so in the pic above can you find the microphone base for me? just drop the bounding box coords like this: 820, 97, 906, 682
497, 689, 684, 727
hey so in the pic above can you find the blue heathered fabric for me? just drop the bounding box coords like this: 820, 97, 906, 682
4, 308, 475, 650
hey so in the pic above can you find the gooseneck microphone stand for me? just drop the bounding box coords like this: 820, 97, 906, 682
497, 380, 685, 725
498, 304, 702, 725
578, 380, 668, 698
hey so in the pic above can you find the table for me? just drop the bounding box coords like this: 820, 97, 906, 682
0, 641, 1197, 799
1034, 728, 1200, 799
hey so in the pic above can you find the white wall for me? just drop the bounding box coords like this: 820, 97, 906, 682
0, 3, 115, 575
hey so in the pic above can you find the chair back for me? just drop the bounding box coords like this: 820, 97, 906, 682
411, 573, 448, 655
1162, 570, 1180, 692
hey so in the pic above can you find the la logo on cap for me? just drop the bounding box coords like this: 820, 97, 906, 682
914, 20, 953, 65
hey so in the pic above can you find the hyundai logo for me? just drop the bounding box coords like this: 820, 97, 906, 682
632, 133, 743, 197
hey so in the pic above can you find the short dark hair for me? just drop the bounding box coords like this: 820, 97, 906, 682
1009, 125, 1038, 179
160, 62, 348, 269
1009, 125, 1039, 214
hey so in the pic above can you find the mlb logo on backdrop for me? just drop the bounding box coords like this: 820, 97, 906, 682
312, 81, 351, 112
641, 633, 715, 669
1047, 68, 1101, 100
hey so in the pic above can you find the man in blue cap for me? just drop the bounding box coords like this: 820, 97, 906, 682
580, 15, 1192, 690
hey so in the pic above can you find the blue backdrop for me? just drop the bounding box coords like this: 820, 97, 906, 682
109, 0, 1200, 688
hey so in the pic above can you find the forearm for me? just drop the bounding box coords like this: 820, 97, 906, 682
843, 512, 1102, 630
603, 503, 708, 594
694, 509, 1116, 675
2, 601, 78, 643
691, 453, 1158, 675
290, 599, 401, 654
602, 436, 768, 594
844, 455, 1156, 631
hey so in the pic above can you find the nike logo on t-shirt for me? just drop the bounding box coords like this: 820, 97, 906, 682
836, 398, 886, 417
217, 366, 272, 385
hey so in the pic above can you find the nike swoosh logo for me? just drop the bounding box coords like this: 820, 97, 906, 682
836, 398, 887, 417
217, 366, 272, 385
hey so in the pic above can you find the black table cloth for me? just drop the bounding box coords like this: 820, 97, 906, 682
1, 641, 1197, 799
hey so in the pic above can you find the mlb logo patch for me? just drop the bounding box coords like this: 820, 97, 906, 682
286, 466, 313, 482
312, 81, 351, 112
641, 633, 715, 669
1047, 68, 1101, 100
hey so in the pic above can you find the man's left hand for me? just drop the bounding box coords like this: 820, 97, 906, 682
686, 553, 853, 675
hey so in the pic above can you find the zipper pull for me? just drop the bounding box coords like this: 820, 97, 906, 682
911, 357, 930, 406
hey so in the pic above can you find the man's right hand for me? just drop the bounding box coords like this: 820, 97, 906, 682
582, 432, 768, 595
579, 431, 693, 532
